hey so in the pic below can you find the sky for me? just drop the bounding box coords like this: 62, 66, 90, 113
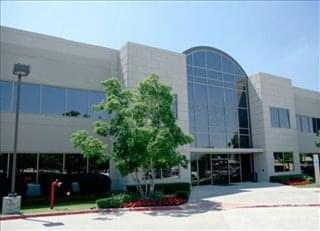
1, 1, 319, 91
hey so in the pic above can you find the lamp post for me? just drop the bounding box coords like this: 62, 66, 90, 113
10, 63, 31, 195
2, 63, 30, 214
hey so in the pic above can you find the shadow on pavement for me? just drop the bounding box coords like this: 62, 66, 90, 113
24, 217, 64, 227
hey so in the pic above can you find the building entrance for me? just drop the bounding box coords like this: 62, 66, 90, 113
191, 153, 254, 186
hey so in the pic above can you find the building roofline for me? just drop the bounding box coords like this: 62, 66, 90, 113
183, 46, 248, 77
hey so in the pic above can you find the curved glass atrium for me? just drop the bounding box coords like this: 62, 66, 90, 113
185, 47, 251, 149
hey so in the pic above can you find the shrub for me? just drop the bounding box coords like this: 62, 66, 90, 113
96, 197, 121, 208
269, 174, 312, 183
175, 191, 190, 200
150, 191, 164, 201
127, 182, 190, 195
96, 193, 136, 208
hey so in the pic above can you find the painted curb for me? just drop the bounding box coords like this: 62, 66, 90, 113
0, 205, 182, 221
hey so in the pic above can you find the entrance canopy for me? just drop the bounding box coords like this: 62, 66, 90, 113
188, 148, 264, 154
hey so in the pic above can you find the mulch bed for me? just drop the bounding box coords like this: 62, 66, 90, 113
122, 196, 187, 208
282, 179, 311, 186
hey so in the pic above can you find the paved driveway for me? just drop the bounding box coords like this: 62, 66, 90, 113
1, 182, 320, 230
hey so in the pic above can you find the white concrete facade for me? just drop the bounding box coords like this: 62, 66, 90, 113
1, 26, 319, 191
249, 73, 320, 181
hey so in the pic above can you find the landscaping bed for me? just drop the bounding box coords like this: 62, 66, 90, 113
122, 196, 186, 208
282, 179, 311, 186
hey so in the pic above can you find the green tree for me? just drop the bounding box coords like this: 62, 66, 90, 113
71, 74, 193, 198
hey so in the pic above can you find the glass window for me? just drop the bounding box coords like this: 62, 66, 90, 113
270, 107, 280, 127
208, 79, 223, 87
187, 55, 193, 66
66, 88, 88, 118
0, 80, 13, 111
193, 51, 206, 67
239, 109, 249, 128
279, 108, 290, 128
196, 133, 210, 148
209, 132, 226, 148
194, 67, 206, 77
240, 135, 250, 148
223, 73, 235, 83
0, 153, 8, 174
224, 89, 237, 108
207, 70, 222, 81
194, 84, 207, 109
185, 48, 251, 149
88, 91, 107, 120
172, 95, 178, 119
296, 115, 302, 132
194, 76, 207, 84
42, 86, 65, 116
39, 154, 63, 174
221, 56, 234, 73
226, 133, 239, 148
89, 158, 109, 174
207, 86, 224, 106
65, 154, 87, 174
312, 118, 320, 133
274, 152, 294, 172
206, 51, 221, 70
14, 83, 40, 113
237, 91, 247, 108
162, 166, 179, 178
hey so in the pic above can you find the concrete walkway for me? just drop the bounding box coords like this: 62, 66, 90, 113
1, 182, 319, 230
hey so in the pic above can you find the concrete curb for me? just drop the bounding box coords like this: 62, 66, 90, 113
0, 205, 182, 221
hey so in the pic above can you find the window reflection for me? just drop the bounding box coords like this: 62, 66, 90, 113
14, 83, 40, 113
186, 47, 251, 148
0, 80, 12, 111
42, 86, 65, 115
39, 154, 63, 174
65, 154, 87, 174
66, 88, 88, 118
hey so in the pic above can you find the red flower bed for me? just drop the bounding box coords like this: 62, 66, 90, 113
122, 196, 187, 208
282, 179, 310, 186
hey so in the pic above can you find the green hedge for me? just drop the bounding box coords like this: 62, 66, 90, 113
270, 174, 313, 183
175, 191, 190, 200
126, 182, 191, 194
96, 193, 136, 208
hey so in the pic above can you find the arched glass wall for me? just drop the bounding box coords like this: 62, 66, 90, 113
185, 47, 251, 148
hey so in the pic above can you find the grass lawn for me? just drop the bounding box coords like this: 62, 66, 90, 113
20, 201, 97, 214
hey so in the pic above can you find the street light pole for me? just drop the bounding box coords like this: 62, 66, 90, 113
10, 74, 22, 194
2, 63, 30, 214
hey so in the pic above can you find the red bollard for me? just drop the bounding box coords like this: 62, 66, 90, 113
50, 179, 62, 209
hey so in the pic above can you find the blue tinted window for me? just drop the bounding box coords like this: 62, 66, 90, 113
14, 83, 40, 113
66, 89, 88, 118
207, 86, 224, 106
224, 89, 237, 108
223, 73, 235, 82
207, 70, 222, 81
185, 47, 250, 148
239, 109, 249, 128
0, 80, 12, 111
222, 56, 234, 73
89, 91, 107, 120
187, 54, 193, 66
206, 52, 221, 70
270, 107, 280, 127
194, 67, 206, 77
196, 133, 210, 148
194, 84, 207, 108
193, 51, 206, 67
194, 77, 207, 84
279, 108, 290, 128
42, 86, 65, 115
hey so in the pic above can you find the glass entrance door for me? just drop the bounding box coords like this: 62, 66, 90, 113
211, 154, 229, 184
